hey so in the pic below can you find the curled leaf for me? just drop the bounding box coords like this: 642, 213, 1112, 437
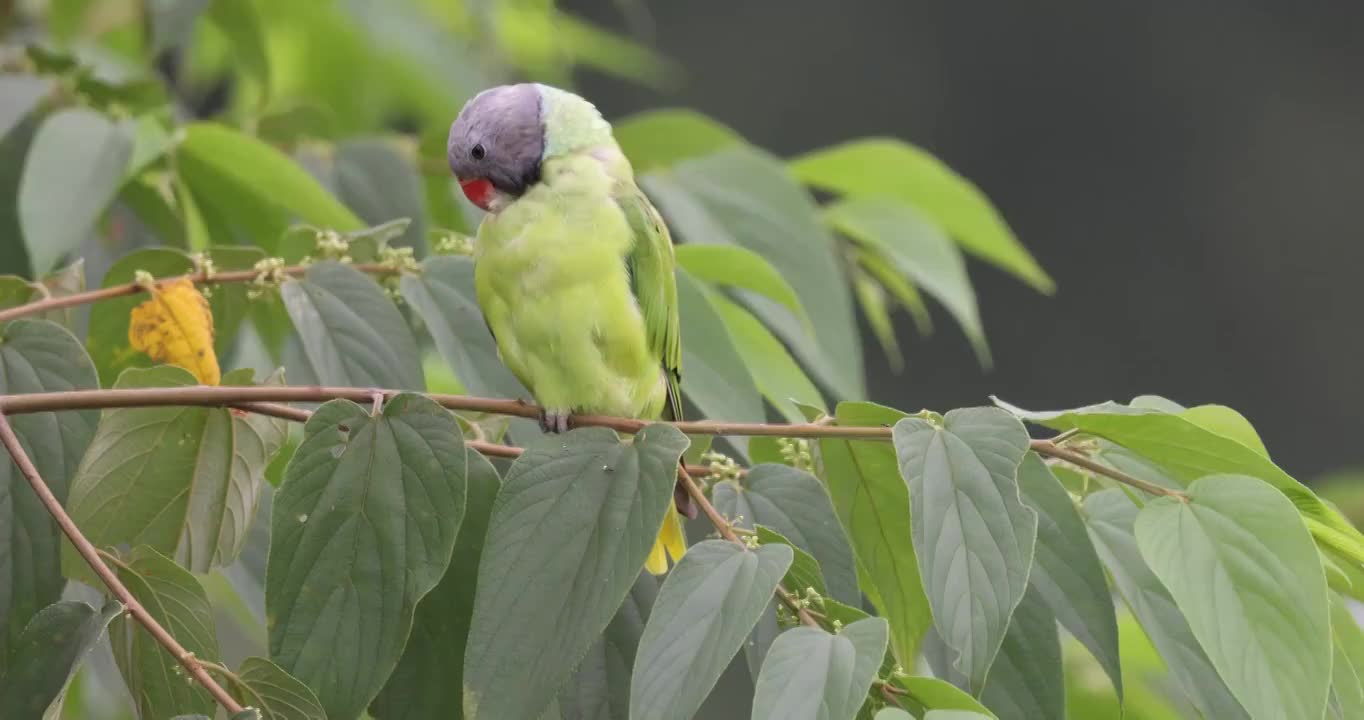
128, 277, 220, 385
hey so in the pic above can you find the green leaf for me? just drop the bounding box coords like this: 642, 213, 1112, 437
0, 75, 51, 141
1083, 489, 1249, 719
892, 408, 1036, 691
1135, 475, 1331, 720
613, 109, 743, 172
630, 540, 793, 720
0, 600, 120, 719
790, 139, 1053, 293
710, 293, 825, 424
232, 711, 264, 720
711, 464, 858, 606
925, 711, 995, 720
281, 260, 424, 389
0, 320, 98, 671
226, 657, 326, 720
675, 244, 811, 330
1332, 596, 1364, 720
109, 546, 220, 720
1332, 642, 1364, 720
1179, 404, 1268, 457
63, 366, 286, 574
826, 197, 988, 364
148, 0, 210, 55
977, 587, 1064, 720
463, 424, 687, 720
86, 247, 194, 385
205, 245, 267, 356
754, 525, 827, 596
267, 393, 466, 720
335, 138, 427, 253
750, 618, 889, 720
0, 111, 40, 277
1015, 452, 1122, 701
643, 146, 863, 399
891, 676, 996, 718
817, 401, 932, 664
400, 256, 537, 439
206, 0, 271, 99
675, 271, 764, 435
19, 108, 134, 274
875, 711, 914, 720
558, 572, 659, 720
370, 449, 500, 720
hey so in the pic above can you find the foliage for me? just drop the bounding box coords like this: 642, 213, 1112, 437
0, 2, 1358, 720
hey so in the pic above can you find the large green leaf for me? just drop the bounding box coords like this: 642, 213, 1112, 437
750, 618, 888, 720
710, 293, 824, 423
85, 247, 194, 385
643, 146, 863, 399
64, 366, 286, 574
267, 394, 467, 720
1015, 452, 1122, 701
0, 320, 98, 672
711, 464, 858, 606
1135, 474, 1331, 720
790, 139, 1052, 293
462, 425, 687, 720
675, 244, 811, 330
891, 677, 996, 718
558, 572, 659, 720
825, 197, 987, 363
0, 600, 120, 719
675, 270, 764, 437
630, 540, 793, 720
281, 260, 424, 389
19, 108, 134, 274
109, 546, 220, 720
334, 138, 427, 253
817, 401, 932, 664
613, 109, 743, 172
370, 449, 500, 720
226, 657, 326, 720
1083, 489, 1249, 719
892, 408, 1036, 691
977, 588, 1064, 720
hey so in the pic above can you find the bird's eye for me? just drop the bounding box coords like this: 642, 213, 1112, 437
471, 143, 486, 160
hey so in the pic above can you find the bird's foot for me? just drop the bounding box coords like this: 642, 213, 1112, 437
539, 408, 571, 434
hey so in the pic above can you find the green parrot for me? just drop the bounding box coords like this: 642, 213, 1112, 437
448, 83, 687, 575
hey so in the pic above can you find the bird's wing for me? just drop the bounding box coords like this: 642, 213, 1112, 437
614, 182, 683, 420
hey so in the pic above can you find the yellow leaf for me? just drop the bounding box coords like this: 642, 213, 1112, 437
128, 277, 220, 385
644, 510, 687, 575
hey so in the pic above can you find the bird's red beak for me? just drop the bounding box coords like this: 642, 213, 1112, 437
459, 177, 495, 211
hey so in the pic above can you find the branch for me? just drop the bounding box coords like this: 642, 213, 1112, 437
0, 413, 246, 715
1030, 439, 1186, 499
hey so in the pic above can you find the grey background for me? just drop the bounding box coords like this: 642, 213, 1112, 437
566, 0, 1364, 480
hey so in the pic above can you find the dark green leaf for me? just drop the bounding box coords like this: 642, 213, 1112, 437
370, 449, 500, 720
630, 540, 793, 720
463, 424, 686, 720
710, 293, 825, 423
675, 270, 764, 437
711, 464, 858, 606
750, 618, 888, 720
86, 247, 194, 385
1135, 474, 1331, 720
281, 260, 424, 389
558, 573, 659, 720
892, 408, 1036, 691
0, 600, 120, 719
109, 546, 220, 720
0, 75, 52, 141
675, 244, 811, 330
0, 112, 40, 277
0, 320, 98, 671
207, 0, 272, 99
19, 108, 134, 274
268, 393, 466, 720
891, 676, 996, 718
643, 146, 863, 399
227, 657, 326, 720
754, 525, 827, 599
817, 401, 932, 664
1083, 489, 1249, 719
790, 139, 1053, 293
334, 138, 427, 253
148, 0, 210, 54
976, 587, 1063, 720
613, 109, 743, 172
205, 245, 267, 356
64, 366, 286, 573
1015, 452, 1122, 702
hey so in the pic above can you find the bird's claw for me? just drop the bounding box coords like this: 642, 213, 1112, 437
539, 409, 571, 434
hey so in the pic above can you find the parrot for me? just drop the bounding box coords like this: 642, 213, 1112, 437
447, 83, 689, 575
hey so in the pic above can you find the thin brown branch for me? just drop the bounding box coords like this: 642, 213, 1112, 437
1029, 439, 1187, 499
0, 413, 245, 715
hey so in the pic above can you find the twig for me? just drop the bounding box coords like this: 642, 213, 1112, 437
0, 413, 245, 715
1030, 439, 1186, 499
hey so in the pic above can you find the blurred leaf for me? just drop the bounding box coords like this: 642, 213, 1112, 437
205, 245, 267, 356
791, 139, 1053, 293
0, 600, 119, 719
128, 277, 220, 385
0, 75, 52, 140
125, 115, 175, 179
86, 247, 193, 385
0, 113, 40, 277
751, 618, 888, 720
1135, 475, 1331, 720
827, 197, 988, 364
615, 109, 742, 172
675, 243, 811, 331
557, 573, 659, 720
875, 711, 914, 720
924, 710, 997, 719
1015, 452, 1123, 702
148, 0, 211, 55
280, 260, 424, 389
892, 677, 996, 718
19, 108, 134, 274
893, 408, 1036, 692
817, 401, 932, 664
120, 176, 185, 247
268, 394, 467, 720
64, 366, 286, 574
1332, 596, 1364, 720
463, 425, 686, 720
0, 320, 98, 673
631, 540, 793, 720
644, 146, 863, 399
109, 546, 220, 720
207, 0, 271, 100
1084, 489, 1250, 719
710, 293, 824, 423
370, 449, 499, 720
675, 271, 763, 442
335, 138, 427, 253
226, 657, 326, 720
851, 266, 903, 371
857, 246, 932, 334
